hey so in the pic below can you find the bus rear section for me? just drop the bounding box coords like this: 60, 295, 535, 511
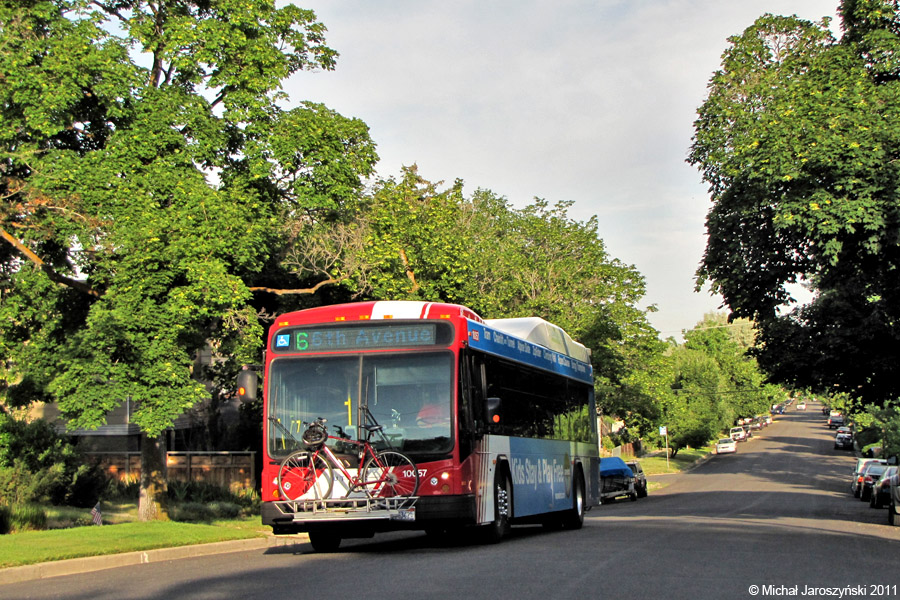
244, 300, 598, 550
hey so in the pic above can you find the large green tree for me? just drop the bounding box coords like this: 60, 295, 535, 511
689, 1, 900, 405
0, 0, 376, 518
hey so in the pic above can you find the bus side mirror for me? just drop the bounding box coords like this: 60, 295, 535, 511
486, 397, 502, 426
237, 370, 258, 402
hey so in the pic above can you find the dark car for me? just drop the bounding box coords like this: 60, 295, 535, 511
828, 414, 845, 429
890, 474, 900, 526
834, 432, 854, 450
860, 463, 890, 502
870, 466, 898, 509
626, 460, 648, 498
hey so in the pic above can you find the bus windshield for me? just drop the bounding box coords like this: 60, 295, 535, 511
267, 352, 454, 460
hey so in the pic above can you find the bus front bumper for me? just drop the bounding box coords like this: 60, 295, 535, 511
262, 494, 476, 532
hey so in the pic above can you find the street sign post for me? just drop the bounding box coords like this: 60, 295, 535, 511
660, 426, 669, 469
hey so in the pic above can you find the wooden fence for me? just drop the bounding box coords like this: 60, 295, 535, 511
600, 442, 638, 458
87, 451, 256, 490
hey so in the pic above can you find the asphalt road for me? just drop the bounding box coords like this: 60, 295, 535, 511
3, 404, 900, 600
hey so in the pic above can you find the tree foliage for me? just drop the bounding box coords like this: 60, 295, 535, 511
281, 166, 656, 392
651, 314, 779, 455
0, 0, 377, 518
690, 1, 900, 405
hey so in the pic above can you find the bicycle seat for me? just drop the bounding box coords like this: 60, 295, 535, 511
364, 424, 383, 433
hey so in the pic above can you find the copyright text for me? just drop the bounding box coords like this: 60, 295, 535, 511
748, 585, 898, 597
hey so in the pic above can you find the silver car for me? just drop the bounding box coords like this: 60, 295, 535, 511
853, 458, 887, 497
716, 438, 737, 454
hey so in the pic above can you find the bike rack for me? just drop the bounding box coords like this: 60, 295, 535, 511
274, 496, 418, 523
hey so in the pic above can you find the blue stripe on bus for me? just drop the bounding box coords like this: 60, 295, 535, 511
508, 437, 575, 516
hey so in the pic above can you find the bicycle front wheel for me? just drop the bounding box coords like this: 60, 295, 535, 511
361, 451, 419, 498
278, 451, 334, 501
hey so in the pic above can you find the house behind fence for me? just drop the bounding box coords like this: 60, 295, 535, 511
88, 451, 256, 490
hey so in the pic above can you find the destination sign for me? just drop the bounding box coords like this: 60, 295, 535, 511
271, 323, 449, 353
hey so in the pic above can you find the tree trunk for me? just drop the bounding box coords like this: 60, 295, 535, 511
138, 432, 170, 521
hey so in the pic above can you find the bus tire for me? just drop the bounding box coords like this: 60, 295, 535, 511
309, 530, 341, 553
561, 469, 585, 530
483, 468, 512, 543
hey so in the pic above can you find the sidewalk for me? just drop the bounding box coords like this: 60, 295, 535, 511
0, 532, 309, 585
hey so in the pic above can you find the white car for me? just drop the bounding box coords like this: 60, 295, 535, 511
730, 426, 748, 442
716, 438, 737, 454
797, 402, 806, 410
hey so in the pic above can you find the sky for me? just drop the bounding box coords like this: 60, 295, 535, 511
282, 0, 840, 340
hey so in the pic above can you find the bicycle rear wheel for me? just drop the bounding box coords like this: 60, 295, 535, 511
361, 451, 419, 498
278, 451, 334, 501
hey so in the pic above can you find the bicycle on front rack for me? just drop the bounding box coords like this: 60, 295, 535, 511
269, 410, 420, 503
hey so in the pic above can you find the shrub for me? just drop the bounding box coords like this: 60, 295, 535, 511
0, 460, 62, 506
207, 501, 242, 519
66, 464, 107, 508
104, 474, 140, 501
170, 502, 215, 522
0, 505, 9, 534
9, 504, 47, 532
166, 480, 258, 513
230, 485, 261, 515
0, 415, 105, 507
169, 500, 243, 521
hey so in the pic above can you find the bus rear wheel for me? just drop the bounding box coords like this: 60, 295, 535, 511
561, 471, 585, 530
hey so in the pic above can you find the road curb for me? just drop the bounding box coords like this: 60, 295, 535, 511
0, 533, 309, 585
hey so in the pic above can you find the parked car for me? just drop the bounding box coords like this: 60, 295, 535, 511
828, 414, 845, 429
730, 426, 748, 442
834, 432, 854, 450
797, 402, 806, 410
869, 466, 898, 509
859, 462, 887, 502
626, 460, 648, 498
716, 438, 737, 454
852, 458, 887, 497
599, 457, 637, 503
890, 474, 900, 526
748, 419, 763, 431
836, 426, 852, 436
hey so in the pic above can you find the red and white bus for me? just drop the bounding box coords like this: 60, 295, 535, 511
239, 300, 599, 551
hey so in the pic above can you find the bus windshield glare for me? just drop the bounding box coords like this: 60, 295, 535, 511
267, 352, 454, 460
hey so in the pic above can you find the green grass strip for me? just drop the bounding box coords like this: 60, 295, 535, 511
638, 446, 712, 475
0, 519, 267, 568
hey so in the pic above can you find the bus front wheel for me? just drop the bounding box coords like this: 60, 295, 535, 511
308, 530, 341, 553
483, 469, 512, 543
